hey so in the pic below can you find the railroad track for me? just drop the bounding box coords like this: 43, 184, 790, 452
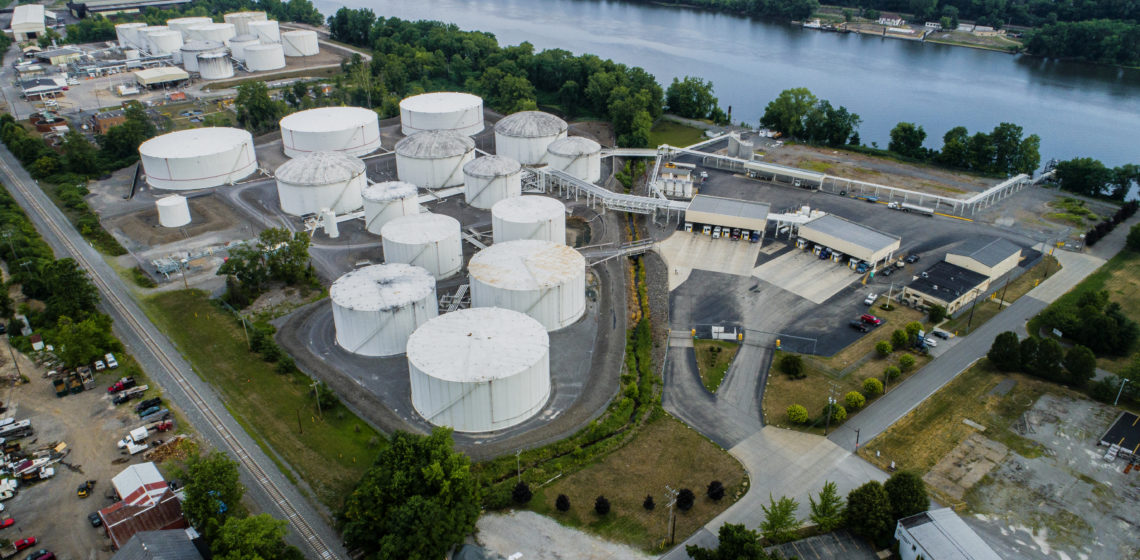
0, 156, 339, 560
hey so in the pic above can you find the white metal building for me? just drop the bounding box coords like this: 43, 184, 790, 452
186, 22, 236, 44
166, 17, 212, 38
179, 40, 224, 72
279, 107, 381, 158
155, 195, 191, 228
469, 240, 585, 331
281, 30, 319, 56
895, 508, 1000, 560
248, 20, 280, 43
407, 307, 550, 433
491, 196, 566, 244
395, 131, 475, 189
399, 92, 484, 137
115, 22, 148, 48
463, 155, 521, 209
243, 43, 285, 71
139, 128, 257, 190
197, 52, 233, 80
362, 181, 420, 234
11, 4, 45, 41
330, 263, 437, 357
494, 111, 568, 166
798, 214, 901, 268
380, 214, 463, 279
545, 137, 601, 183
275, 151, 365, 216
685, 195, 769, 232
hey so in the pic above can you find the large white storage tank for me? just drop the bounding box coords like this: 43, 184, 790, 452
545, 137, 602, 183
395, 131, 474, 189
468, 240, 586, 331
399, 92, 484, 137
137, 26, 167, 51
115, 22, 147, 49
156, 195, 191, 228
331, 264, 437, 357
463, 155, 521, 209
281, 30, 319, 56
197, 52, 234, 80
249, 20, 280, 44
145, 30, 183, 55
223, 11, 266, 35
494, 111, 568, 166
275, 151, 365, 216
279, 107, 380, 158
139, 128, 257, 190
243, 43, 285, 71
225, 34, 260, 61
362, 181, 420, 234
187, 22, 236, 44
167, 17, 212, 38
491, 196, 567, 244
407, 307, 550, 433
381, 214, 462, 279
179, 40, 224, 72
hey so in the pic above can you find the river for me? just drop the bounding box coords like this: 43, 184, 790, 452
315, 0, 1140, 168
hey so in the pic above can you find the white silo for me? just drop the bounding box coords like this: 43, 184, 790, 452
225, 34, 260, 61
137, 26, 167, 51
139, 128, 257, 190
145, 30, 183, 55
468, 240, 586, 331
399, 92, 484, 137
187, 22, 236, 43
279, 107, 381, 158
362, 181, 420, 235
249, 20, 280, 44
167, 17, 212, 38
180, 40, 225, 72
463, 155, 521, 209
395, 131, 475, 189
223, 11, 266, 35
243, 43, 286, 71
281, 30, 319, 56
494, 111, 568, 166
545, 137, 602, 183
491, 196, 567, 244
331, 263, 437, 357
380, 214, 462, 279
408, 307, 550, 432
156, 195, 191, 228
197, 52, 234, 80
115, 23, 147, 49
275, 151, 365, 216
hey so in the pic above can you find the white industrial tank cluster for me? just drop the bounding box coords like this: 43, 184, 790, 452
225, 34, 260, 61
407, 307, 550, 433
279, 107, 381, 158
179, 40, 224, 71
223, 11, 266, 35
546, 137, 602, 183
381, 214, 462, 279
468, 240, 586, 331
145, 29, 182, 55
399, 92, 484, 137
187, 22, 236, 43
166, 17, 212, 37
139, 128, 257, 190
115, 22, 147, 49
275, 151, 365, 216
330, 264, 438, 357
155, 195, 191, 228
395, 131, 475, 189
281, 30, 319, 56
243, 43, 286, 71
494, 111, 568, 165
462, 155, 521, 209
197, 52, 233, 80
248, 20, 280, 43
362, 181, 420, 234
491, 196, 567, 244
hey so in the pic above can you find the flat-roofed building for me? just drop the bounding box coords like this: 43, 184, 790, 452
902, 261, 988, 314
798, 213, 901, 269
134, 67, 189, 87
895, 508, 1000, 560
685, 194, 769, 234
11, 4, 45, 41
945, 237, 1021, 280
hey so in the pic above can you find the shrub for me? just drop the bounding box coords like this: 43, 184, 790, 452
779, 354, 805, 379
987, 331, 1022, 372
823, 402, 847, 423
707, 481, 725, 501
677, 488, 695, 511
1127, 223, 1140, 252
1063, 345, 1096, 387
786, 404, 809, 424
594, 495, 611, 515
883, 366, 901, 382
555, 494, 570, 512
845, 391, 866, 409
898, 353, 916, 372
643, 495, 655, 511
875, 340, 893, 357
512, 482, 532, 505
928, 304, 947, 324
890, 329, 908, 349
863, 377, 884, 396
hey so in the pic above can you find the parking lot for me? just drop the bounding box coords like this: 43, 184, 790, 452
752, 248, 861, 304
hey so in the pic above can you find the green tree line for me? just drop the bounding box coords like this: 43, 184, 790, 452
1025, 20, 1140, 66
829, 0, 1140, 29
1052, 158, 1140, 200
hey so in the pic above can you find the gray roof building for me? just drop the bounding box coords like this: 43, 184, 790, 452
798, 213, 901, 265
947, 237, 1021, 268
895, 508, 1001, 560
685, 194, 770, 232
111, 529, 204, 560
902, 261, 988, 314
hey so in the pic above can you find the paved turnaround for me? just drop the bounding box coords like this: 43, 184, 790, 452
0, 146, 346, 560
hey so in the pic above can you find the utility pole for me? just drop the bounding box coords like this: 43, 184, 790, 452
664, 485, 679, 546
310, 379, 323, 419
1115, 378, 1130, 406
999, 275, 1012, 306
965, 287, 981, 334
180, 258, 189, 290
824, 396, 836, 435
515, 449, 522, 483
855, 428, 861, 450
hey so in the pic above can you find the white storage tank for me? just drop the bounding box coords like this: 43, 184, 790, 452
279, 106, 381, 158
180, 40, 225, 72
362, 181, 420, 235
494, 111, 568, 166
223, 11, 266, 35
187, 22, 236, 44
407, 307, 550, 433
243, 43, 285, 71
116, 22, 148, 48
331, 264, 437, 357
281, 29, 319, 56
197, 52, 233, 80
248, 20, 280, 44
491, 196, 567, 244
545, 137, 602, 183
167, 17, 212, 38
463, 155, 521, 209
225, 34, 260, 61
145, 30, 183, 55
139, 128, 257, 190
275, 151, 365, 216
399, 92, 484, 137
156, 195, 191, 228
395, 131, 475, 189
380, 214, 462, 279
137, 26, 167, 51
468, 240, 585, 331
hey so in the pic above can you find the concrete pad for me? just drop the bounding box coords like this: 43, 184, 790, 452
751, 250, 859, 304
657, 232, 763, 291
477, 511, 652, 560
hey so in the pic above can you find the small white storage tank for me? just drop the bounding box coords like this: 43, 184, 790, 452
180, 40, 225, 72
468, 240, 585, 331
407, 307, 550, 433
139, 128, 257, 190
545, 137, 602, 183
197, 52, 234, 80
395, 131, 475, 189
223, 11, 266, 35
167, 17, 212, 38
331, 264, 437, 357
399, 92, 484, 137
491, 196, 567, 244
281, 29, 319, 56
187, 22, 236, 44
225, 34, 260, 61
279, 107, 381, 158
243, 43, 286, 71
156, 195, 191, 228
463, 155, 521, 209
381, 214, 462, 279
494, 111, 568, 166
116, 22, 148, 48
145, 30, 183, 55
275, 151, 365, 216
249, 20, 280, 44
362, 181, 420, 234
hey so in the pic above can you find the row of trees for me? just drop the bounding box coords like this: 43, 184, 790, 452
1025, 20, 1140, 67
988, 331, 1097, 387
888, 121, 1041, 176
1, 105, 156, 181
1053, 158, 1140, 201
216, 227, 316, 308
828, 0, 1140, 29
1085, 200, 1138, 246
760, 88, 862, 147
1034, 289, 1138, 357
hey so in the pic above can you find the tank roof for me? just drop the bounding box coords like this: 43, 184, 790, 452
279, 106, 378, 133
188, 22, 233, 30
400, 91, 482, 113
165, 17, 210, 23
395, 131, 474, 159
381, 213, 459, 244
362, 181, 418, 202
197, 51, 227, 60
330, 263, 435, 312
495, 111, 568, 138
547, 136, 601, 157
155, 194, 187, 207
469, 240, 584, 290
228, 33, 259, 42
275, 151, 365, 186
139, 127, 251, 159
180, 40, 224, 51
463, 155, 521, 178
492, 196, 565, 221
406, 307, 548, 382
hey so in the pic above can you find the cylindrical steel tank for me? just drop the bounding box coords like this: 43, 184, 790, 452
222, 11, 266, 35
362, 181, 420, 235
407, 307, 550, 433
281, 30, 318, 56
179, 40, 225, 72
331, 263, 437, 357
242, 43, 285, 71
274, 151, 365, 216
491, 196, 567, 244
279, 107, 381, 158
197, 52, 233, 80
462, 155, 521, 209
248, 20, 280, 44
139, 128, 257, 190
468, 240, 585, 331
225, 34, 259, 61
380, 214, 462, 279
545, 137, 602, 183
394, 131, 475, 189
156, 195, 191, 228
166, 17, 212, 38
145, 30, 183, 55
115, 22, 148, 48
399, 92, 484, 137
187, 22, 236, 44
494, 111, 568, 166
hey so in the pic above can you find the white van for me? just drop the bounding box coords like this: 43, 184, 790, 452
712, 226, 722, 239
105, 353, 119, 369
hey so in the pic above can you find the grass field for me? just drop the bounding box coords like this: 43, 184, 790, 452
941, 256, 1060, 336
648, 121, 706, 148
694, 340, 738, 393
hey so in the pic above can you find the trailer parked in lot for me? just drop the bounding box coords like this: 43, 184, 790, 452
0, 420, 33, 439
887, 201, 935, 216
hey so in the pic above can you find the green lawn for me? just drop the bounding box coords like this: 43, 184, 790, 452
648, 121, 707, 148
693, 340, 738, 393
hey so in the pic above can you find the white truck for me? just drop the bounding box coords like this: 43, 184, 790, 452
117, 427, 150, 455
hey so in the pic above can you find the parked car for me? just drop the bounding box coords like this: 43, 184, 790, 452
104, 353, 118, 369
107, 377, 136, 394
136, 405, 161, 418
879, 266, 894, 277
25, 550, 53, 560
848, 320, 869, 333
932, 330, 950, 339
135, 398, 161, 413
77, 480, 95, 499
0, 518, 13, 529
860, 314, 882, 325
88, 513, 102, 527
905, 254, 920, 264
864, 293, 877, 305
14, 537, 37, 551
924, 338, 938, 348
93, 361, 105, 372
139, 408, 168, 421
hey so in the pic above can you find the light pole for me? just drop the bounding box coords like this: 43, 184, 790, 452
1115, 378, 1130, 406
663, 485, 679, 545
965, 287, 983, 334
180, 258, 189, 290
855, 428, 861, 451
824, 396, 836, 436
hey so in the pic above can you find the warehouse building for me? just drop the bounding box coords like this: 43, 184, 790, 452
895, 508, 1000, 560
10, 4, 45, 41
68, 0, 192, 18
134, 67, 189, 88
945, 237, 1021, 280
901, 261, 988, 314
34, 48, 83, 66
798, 214, 901, 269
685, 194, 769, 240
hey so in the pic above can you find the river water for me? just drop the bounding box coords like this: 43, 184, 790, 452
315, 0, 1140, 168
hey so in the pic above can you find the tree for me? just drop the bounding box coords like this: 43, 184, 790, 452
686, 523, 770, 560
890, 329, 908, 349
905, 321, 923, 341
760, 87, 817, 139
339, 428, 480, 560
212, 514, 302, 560
1035, 338, 1065, 381
760, 494, 800, 544
1127, 224, 1140, 252
181, 451, 245, 541
677, 488, 695, 511
1054, 157, 1114, 198
875, 340, 893, 357
845, 481, 893, 543
235, 82, 284, 133
883, 365, 901, 382
62, 129, 101, 177
823, 402, 847, 423
809, 481, 846, 532
313, 381, 339, 411
779, 354, 805, 378
594, 495, 611, 515
928, 304, 947, 324
884, 471, 929, 520
1019, 337, 1040, 374
845, 391, 866, 409
1063, 345, 1096, 387
898, 354, 917, 372
863, 377, 884, 396
54, 314, 117, 368
888, 122, 926, 159
786, 404, 809, 424
665, 76, 719, 120
643, 495, 655, 511
988, 331, 1022, 371
555, 494, 570, 512
512, 481, 533, 504
707, 480, 725, 501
